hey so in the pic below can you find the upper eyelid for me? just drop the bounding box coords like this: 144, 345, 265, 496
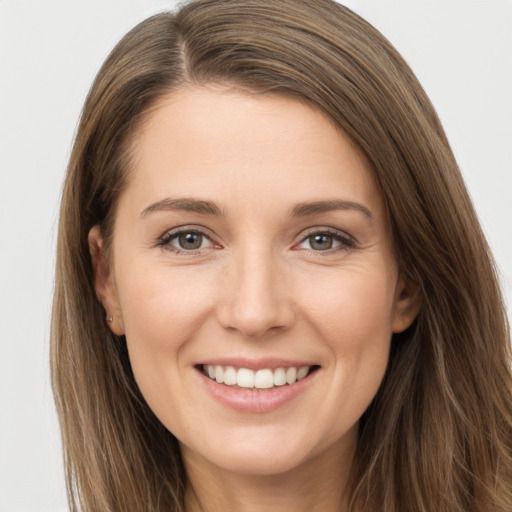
160, 225, 214, 240
297, 226, 355, 243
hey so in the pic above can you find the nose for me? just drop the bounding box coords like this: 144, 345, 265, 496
216, 245, 296, 339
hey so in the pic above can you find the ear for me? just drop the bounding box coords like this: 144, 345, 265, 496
88, 225, 125, 335
391, 274, 422, 333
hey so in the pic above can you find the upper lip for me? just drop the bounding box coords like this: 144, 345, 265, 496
195, 358, 319, 371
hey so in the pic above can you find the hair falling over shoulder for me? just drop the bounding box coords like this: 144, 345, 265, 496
51, 0, 512, 510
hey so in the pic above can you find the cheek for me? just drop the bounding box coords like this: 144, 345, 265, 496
300, 263, 397, 344
298, 265, 395, 414
116, 264, 216, 395
120, 262, 215, 335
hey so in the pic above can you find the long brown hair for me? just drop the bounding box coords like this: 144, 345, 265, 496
51, 1, 512, 510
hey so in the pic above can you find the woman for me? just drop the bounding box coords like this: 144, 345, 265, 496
51, 0, 512, 510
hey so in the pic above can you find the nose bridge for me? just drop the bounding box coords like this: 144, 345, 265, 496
218, 240, 294, 338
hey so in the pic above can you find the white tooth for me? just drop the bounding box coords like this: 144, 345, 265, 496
214, 365, 224, 383
255, 369, 274, 389
273, 367, 287, 386
286, 367, 297, 384
237, 368, 255, 388
297, 366, 309, 380
207, 365, 216, 379
223, 366, 237, 385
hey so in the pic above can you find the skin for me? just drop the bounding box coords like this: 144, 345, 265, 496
89, 85, 420, 512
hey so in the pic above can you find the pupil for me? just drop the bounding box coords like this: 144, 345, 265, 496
179, 232, 202, 249
311, 234, 332, 250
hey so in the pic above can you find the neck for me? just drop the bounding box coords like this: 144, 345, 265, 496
182, 435, 356, 512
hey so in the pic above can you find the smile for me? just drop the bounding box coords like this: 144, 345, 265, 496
202, 365, 316, 390
197, 362, 321, 413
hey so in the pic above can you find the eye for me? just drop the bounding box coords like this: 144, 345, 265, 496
175, 231, 208, 250
158, 229, 213, 253
297, 229, 354, 252
304, 233, 339, 251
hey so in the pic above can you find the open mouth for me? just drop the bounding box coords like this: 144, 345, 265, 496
198, 364, 320, 391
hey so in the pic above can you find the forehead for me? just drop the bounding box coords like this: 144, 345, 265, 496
125, 85, 381, 215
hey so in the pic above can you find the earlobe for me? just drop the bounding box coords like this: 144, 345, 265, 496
88, 225, 125, 335
391, 275, 422, 334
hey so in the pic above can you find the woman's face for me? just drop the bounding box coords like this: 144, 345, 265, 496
91, 85, 418, 477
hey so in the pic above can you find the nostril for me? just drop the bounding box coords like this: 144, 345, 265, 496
217, 302, 296, 339
216, 266, 295, 338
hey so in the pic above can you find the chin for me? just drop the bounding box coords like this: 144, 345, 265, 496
179, 421, 352, 478
191, 442, 311, 476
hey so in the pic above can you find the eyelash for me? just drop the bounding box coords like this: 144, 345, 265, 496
156, 226, 355, 256
297, 228, 355, 254
156, 227, 215, 256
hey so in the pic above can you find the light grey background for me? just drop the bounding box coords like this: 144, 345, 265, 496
0, 1, 510, 510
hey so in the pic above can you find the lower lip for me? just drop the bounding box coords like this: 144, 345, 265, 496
197, 368, 319, 414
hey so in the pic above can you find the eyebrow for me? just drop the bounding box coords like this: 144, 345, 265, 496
140, 197, 373, 221
288, 200, 373, 220
140, 197, 226, 218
